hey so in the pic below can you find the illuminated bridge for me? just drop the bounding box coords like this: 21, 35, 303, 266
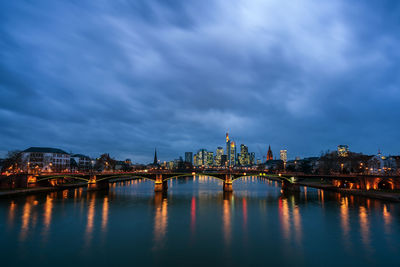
27, 170, 300, 192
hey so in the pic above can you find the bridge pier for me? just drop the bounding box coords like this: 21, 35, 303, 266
87, 182, 109, 191
223, 174, 233, 192
154, 174, 168, 192
87, 174, 109, 191
281, 180, 300, 192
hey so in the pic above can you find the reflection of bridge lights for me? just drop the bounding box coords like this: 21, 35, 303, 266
153, 198, 168, 250
383, 204, 392, 236
8, 201, 16, 228
102, 196, 109, 233
279, 198, 290, 241
191, 197, 196, 237
85, 194, 96, 247
359, 206, 372, 252
340, 197, 351, 249
223, 199, 232, 247
20, 198, 33, 241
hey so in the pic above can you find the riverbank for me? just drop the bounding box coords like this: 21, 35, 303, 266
0, 177, 137, 198
299, 181, 400, 202
0, 183, 88, 198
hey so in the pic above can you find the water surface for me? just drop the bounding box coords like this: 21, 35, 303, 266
1, 176, 399, 266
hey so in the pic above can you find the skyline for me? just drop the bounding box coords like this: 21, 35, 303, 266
1, 1, 400, 162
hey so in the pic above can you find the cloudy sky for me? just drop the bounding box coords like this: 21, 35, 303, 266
1, 0, 399, 162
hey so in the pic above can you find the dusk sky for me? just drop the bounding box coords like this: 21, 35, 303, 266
1, 0, 399, 163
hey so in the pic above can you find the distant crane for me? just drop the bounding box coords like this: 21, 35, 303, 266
257, 145, 266, 163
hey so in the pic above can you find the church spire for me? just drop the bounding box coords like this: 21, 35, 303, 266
153, 148, 158, 165
267, 145, 273, 161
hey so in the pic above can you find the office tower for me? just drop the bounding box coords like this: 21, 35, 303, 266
250, 152, 255, 165
215, 147, 224, 166
239, 144, 250, 166
194, 149, 207, 166
226, 132, 231, 166
280, 150, 287, 163
206, 151, 214, 167
221, 155, 228, 167
230, 141, 236, 167
185, 152, 193, 164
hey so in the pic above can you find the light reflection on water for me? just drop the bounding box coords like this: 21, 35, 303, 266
1, 176, 400, 266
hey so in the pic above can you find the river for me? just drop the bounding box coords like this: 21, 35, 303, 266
0, 176, 399, 266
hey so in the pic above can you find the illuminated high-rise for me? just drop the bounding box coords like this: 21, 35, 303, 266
250, 152, 255, 165
280, 150, 287, 163
239, 144, 250, 166
206, 152, 214, 167
195, 149, 207, 166
226, 132, 231, 166
215, 147, 224, 166
229, 141, 236, 166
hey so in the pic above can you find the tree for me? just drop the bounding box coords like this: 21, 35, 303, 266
94, 153, 116, 172
1, 150, 22, 174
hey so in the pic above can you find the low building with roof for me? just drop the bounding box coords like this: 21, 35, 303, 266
70, 154, 92, 172
21, 147, 70, 173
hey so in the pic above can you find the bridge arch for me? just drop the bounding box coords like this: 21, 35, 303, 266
232, 174, 294, 183
377, 179, 394, 190
96, 175, 156, 183
164, 174, 226, 182
36, 176, 90, 183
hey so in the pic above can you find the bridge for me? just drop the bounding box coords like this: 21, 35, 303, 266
2, 170, 399, 192
17, 170, 300, 192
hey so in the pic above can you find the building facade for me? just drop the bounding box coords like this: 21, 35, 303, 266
267, 145, 273, 161
21, 147, 70, 173
280, 150, 287, 163
185, 152, 193, 164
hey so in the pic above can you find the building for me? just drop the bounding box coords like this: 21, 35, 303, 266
337, 145, 349, 157
21, 147, 70, 172
195, 149, 207, 166
221, 155, 227, 167
226, 133, 231, 166
229, 141, 236, 167
153, 149, 158, 165
185, 152, 193, 164
280, 150, 287, 163
267, 145, 273, 161
250, 152, 255, 165
206, 152, 214, 167
70, 154, 92, 172
215, 147, 224, 166
368, 150, 397, 175
239, 144, 250, 166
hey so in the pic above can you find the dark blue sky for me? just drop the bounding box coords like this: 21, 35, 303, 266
1, 0, 399, 163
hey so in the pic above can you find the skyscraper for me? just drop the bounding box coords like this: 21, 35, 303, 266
195, 149, 207, 166
226, 132, 231, 166
230, 141, 236, 166
280, 150, 287, 163
215, 147, 224, 166
185, 152, 193, 164
267, 145, 273, 161
239, 144, 249, 166
206, 151, 214, 167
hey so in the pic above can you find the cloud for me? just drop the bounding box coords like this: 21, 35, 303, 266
0, 0, 399, 162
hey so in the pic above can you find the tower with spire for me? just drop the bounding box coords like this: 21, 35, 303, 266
266, 145, 273, 161
153, 148, 158, 165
